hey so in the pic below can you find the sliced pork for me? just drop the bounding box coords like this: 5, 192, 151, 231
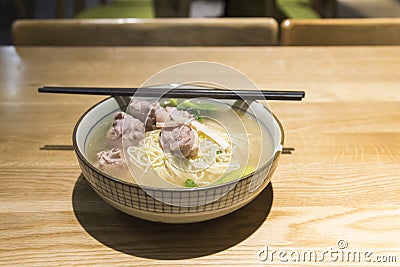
106, 111, 144, 149
97, 148, 125, 167
129, 99, 194, 129
128, 99, 199, 159
161, 125, 199, 159
129, 99, 159, 130
96, 148, 128, 175
155, 106, 193, 128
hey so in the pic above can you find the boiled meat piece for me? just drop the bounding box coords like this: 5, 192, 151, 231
96, 148, 128, 176
161, 125, 199, 159
97, 148, 125, 167
129, 99, 159, 130
155, 107, 193, 127
106, 111, 144, 149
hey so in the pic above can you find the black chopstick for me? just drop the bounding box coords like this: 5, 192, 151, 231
40, 145, 74, 151
38, 86, 305, 101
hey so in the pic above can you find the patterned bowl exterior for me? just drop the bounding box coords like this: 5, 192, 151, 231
73, 98, 284, 223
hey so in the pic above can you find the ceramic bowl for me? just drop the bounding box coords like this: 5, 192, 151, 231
73, 96, 283, 223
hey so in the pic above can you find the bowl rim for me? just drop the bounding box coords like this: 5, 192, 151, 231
72, 96, 284, 192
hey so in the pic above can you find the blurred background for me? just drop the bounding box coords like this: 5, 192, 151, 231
1, 0, 400, 45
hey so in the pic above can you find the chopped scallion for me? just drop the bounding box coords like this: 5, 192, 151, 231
184, 179, 198, 188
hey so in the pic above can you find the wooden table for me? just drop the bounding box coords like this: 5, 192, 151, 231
0, 46, 399, 266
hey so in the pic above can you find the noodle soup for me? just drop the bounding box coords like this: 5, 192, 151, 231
86, 98, 274, 188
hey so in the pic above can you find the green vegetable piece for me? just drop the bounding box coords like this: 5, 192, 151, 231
169, 98, 179, 107
184, 179, 198, 188
195, 115, 204, 123
160, 98, 179, 107
212, 165, 256, 185
160, 99, 170, 107
216, 150, 222, 154
177, 100, 218, 114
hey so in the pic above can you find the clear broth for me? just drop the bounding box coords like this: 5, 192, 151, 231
86, 105, 274, 188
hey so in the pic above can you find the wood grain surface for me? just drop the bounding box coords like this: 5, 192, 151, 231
0, 46, 399, 266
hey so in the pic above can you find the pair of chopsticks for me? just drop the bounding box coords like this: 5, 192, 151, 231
39, 144, 296, 153
38, 86, 305, 101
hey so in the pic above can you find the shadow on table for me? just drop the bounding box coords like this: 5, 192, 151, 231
72, 174, 273, 259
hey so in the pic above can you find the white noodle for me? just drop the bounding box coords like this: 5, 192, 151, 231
126, 128, 240, 186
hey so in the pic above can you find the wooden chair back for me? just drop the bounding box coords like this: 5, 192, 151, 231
13, 18, 279, 46
281, 18, 400, 45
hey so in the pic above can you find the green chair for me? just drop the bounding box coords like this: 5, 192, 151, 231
75, 0, 154, 19
277, 0, 320, 19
